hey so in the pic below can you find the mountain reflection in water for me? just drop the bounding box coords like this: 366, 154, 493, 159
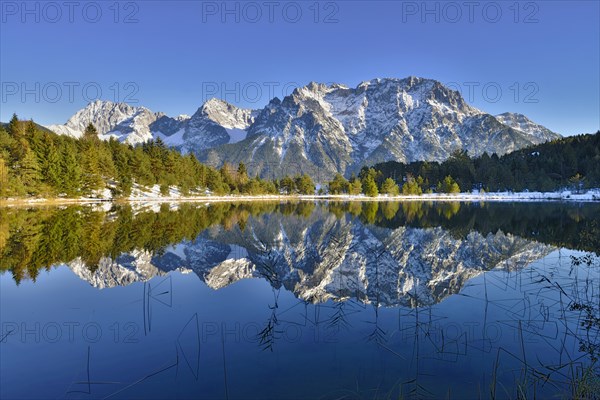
1, 201, 599, 399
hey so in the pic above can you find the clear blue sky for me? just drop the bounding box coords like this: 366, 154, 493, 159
1, 0, 598, 136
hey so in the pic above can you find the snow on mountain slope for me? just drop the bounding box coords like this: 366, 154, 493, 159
495, 112, 561, 143
45, 100, 164, 145
46, 98, 256, 148
202, 77, 561, 180
225, 128, 248, 144
45, 124, 83, 138
179, 98, 257, 152
155, 128, 186, 147
48, 100, 140, 136
100, 107, 163, 145
46, 77, 561, 180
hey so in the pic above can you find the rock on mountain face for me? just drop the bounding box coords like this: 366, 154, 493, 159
46, 100, 174, 145
46, 77, 561, 180
178, 98, 258, 152
65, 210, 552, 307
47, 100, 145, 141
46, 99, 256, 148
495, 112, 560, 143
203, 78, 561, 180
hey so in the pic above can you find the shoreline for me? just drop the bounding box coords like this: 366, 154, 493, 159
1, 190, 599, 207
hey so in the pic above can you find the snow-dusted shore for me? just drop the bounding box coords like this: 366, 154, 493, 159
369, 189, 600, 202
1, 188, 599, 206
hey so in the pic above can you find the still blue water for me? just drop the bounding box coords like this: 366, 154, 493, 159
1, 201, 599, 399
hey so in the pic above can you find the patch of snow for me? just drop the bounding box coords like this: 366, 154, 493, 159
227, 244, 249, 260
165, 243, 188, 260
226, 128, 247, 144
155, 128, 186, 146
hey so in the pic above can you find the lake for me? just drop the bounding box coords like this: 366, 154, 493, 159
1, 201, 599, 399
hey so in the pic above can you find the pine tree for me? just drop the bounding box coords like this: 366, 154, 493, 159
261, 179, 277, 194
187, 154, 205, 189
295, 174, 315, 195
160, 183, 170, 196
244, 177, 263, 195
437, 175, 460, 193
17, 148, 42, 195
60, 142, 82, 196
220, 163, 235, 190
362, 175, 378, 197
0, 156, 8, 197
7, 113, 22, 138
207, 168, 228, 194
97, 143, 116, 182
80, 144, 104, 194
569, 173, 585, 193
237, 162, 249, 185
381, 177, 400, 195
25, 120, 36, 136
360, 167, 383, 187
109, 139, 132, 197
83, 123, 99, 139
279, 176, 296, 194
131, 147, 155, 187
401, 175, 422, 195
41, 143, 63, 191
328, 173, 349, 194
349, 178, 362, 195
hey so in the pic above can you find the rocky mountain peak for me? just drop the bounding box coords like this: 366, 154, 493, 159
195, 98, 256, 129
46, 76, 561, 180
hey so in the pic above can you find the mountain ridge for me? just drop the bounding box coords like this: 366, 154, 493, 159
44, 77, 561, 181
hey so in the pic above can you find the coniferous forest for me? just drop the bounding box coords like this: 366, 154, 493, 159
0, 114, 315, 198
369, 132, 600, 194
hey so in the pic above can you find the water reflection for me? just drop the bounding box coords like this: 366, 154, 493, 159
1, 201, 599, 399
2, 202, 599, 294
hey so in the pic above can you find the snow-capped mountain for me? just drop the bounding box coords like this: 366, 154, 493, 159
176, 98, 258, 152
46, 77, 561, 179
46, 99, 257, 148
46, 100, 170, 145
204, 78, 561, 179
65, 209, 552, 307
47, 100, 146, 141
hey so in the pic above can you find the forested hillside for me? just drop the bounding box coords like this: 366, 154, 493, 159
370, 132, 600, 193
0, 114, 315, 198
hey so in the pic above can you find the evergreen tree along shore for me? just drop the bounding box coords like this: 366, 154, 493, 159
0, 115, 315, 199
1, 114, 599, 199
